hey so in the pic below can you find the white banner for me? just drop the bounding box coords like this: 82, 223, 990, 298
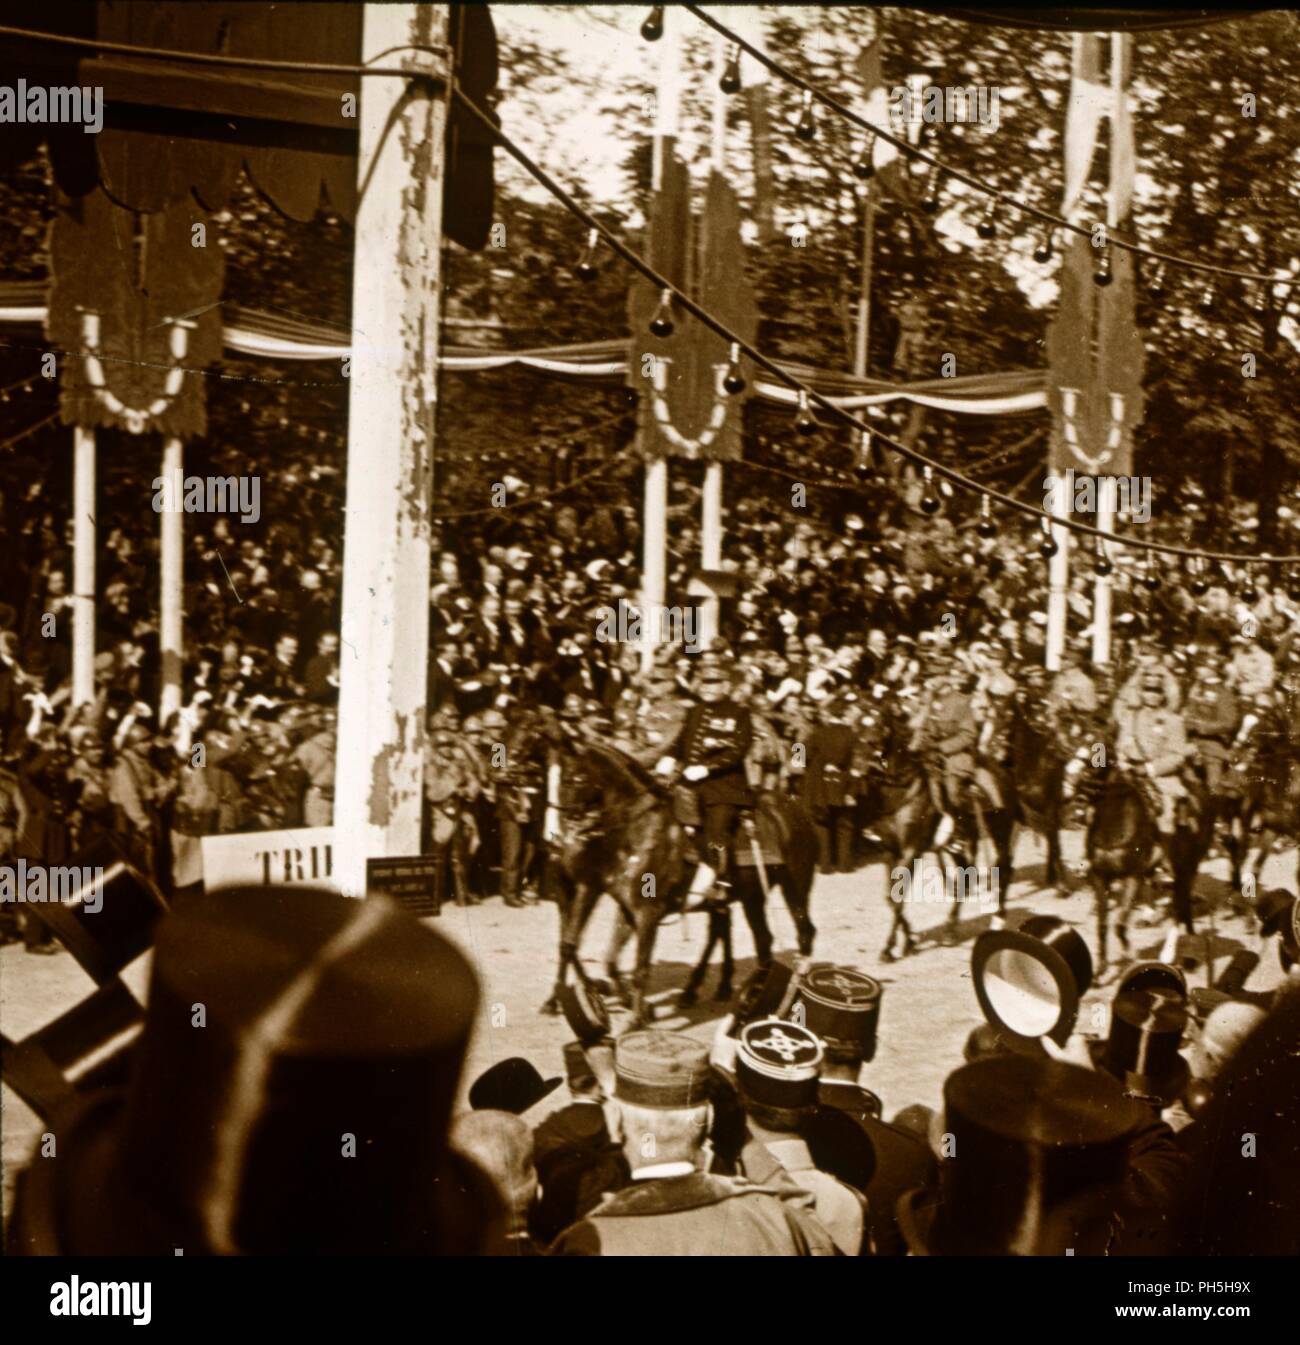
201, 827, 337, 892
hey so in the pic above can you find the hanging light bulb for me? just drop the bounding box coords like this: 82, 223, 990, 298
723, 342, 746, 395
795, 390, 818, 437
1032, 229, 1054, 264
976, 493, 996, 539
1143, 560, 1161, 592
795, 89, 816, 143
1148, 261, 1167, 300
1038, 517, 1058, 559
1240, 568, 1259, 604
852, 136, 876, 181
1094, 539, 1113, 578
1198, 281, 1216, 315
1288, 569, 1300, 603
920, 465, 940, 515
720, 45, 742, 95
649, 288, 674, 338
1093, 244, 1113, 288
575, 228, 599, 282
920, 164, 941, 215
854, 429, 874, 481
640, 6, 664, 42
976, 198, 998, 240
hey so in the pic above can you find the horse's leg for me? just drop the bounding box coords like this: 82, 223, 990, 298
603, 903, 635, 1002
1116, 874, 1139, 961
541, 875, 579, 1015
629, 906, 662, 1029
1091, 871, 1111, 979
715, 903, 736, 1003
679, 908, 719, 1008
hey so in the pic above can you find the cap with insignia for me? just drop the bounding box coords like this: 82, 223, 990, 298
735, 1018, 823, 1110
613, 1030, 713, 1109
793, 964, 883, 1063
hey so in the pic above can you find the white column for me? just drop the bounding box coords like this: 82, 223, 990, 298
332, 4, 447, 897
1046, 474, 1070, 672
71, 425, 96, 707
641, 458, 668, 672
640, 8, 681, 674
159, 435, 183, 722
1092, 496, 1114, 666
700, 461, 722, 648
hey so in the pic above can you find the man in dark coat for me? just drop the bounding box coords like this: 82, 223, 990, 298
549, 1030, 836, 1256
654, 646, 754, 907
799, 694, 860, 873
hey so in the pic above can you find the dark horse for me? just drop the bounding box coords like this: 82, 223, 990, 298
1003, 699, 1078, 888
1069, 749, 1216, 975
502, 712, 817, 1027
855, 697, 1016, 962
1235, 732, 1300, 897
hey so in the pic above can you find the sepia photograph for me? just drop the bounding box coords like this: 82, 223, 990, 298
0, 0, 1296, 1309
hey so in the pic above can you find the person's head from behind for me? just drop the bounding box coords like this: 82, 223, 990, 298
734, 1018, 823, 1137
609, 1031, 713, 1174
450, 1109, 538, 1245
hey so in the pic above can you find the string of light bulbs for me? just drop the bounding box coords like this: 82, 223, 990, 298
0, 410, 61, 452
433, 447, 635, 520
674, 5, 1299, 291
454, 80, 1300, 570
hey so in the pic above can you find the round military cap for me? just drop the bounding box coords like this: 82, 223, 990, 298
793, 964, 882, 1062
613, 1030, 712, 1109
735, 1018, 823, 1111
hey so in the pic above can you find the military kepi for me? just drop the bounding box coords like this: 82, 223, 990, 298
793, 964, 882, 1061
613, 1030, 713, 1109
735, 1018, 823, 1109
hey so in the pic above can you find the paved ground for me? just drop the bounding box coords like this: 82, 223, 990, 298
3, 826, 1292, 1226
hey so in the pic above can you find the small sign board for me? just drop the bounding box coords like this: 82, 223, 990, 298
366, 854, 441, 917
201, 827, 335, 893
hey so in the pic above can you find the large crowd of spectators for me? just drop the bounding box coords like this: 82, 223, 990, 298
3, 463, 1299, 928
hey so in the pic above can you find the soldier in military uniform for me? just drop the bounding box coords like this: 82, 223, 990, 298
1114, 669, 1192, 836
654, 647, 754, 907
800, 694, 859, 873
1181, 656, 1240, 794
731, 1018, 867, 1255
628, 661, 686, 772
793, 963, 938, 1257
549, 1030, 837, 1256
909, 659, 978, 846
424, 709, 485, 906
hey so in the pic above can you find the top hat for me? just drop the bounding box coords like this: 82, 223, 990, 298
897, 1055, 1150, 1256
1090, 988, 1190, 1106
613, 1030, 713, 1110
792, 964, 882, 1063
735, 1019, 823, 1112
729, 960, 798, 1036
971, 911, 1093, 1052
10, 886, 484, 1255
559, 976, 612, 1047
1116, 961, 1187, 1003
468, 1056, 562, 1116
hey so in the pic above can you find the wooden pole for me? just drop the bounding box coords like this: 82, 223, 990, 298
1093, 32, 1129, 668
699, 31, 726, 651
641, 6, 680, 672
332, 3, 447, 897
159, 435, 183, 722
71, 425, 95, 707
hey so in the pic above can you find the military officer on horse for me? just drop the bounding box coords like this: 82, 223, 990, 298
654, 645, 754, 908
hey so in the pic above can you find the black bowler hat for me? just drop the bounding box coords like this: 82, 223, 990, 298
897, 1055, 1150, 1256
9, 886, 488, 1255
1090, 988, 1190, 1106
971, 911, 1093, 1052
469, 1057, 563, 1115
